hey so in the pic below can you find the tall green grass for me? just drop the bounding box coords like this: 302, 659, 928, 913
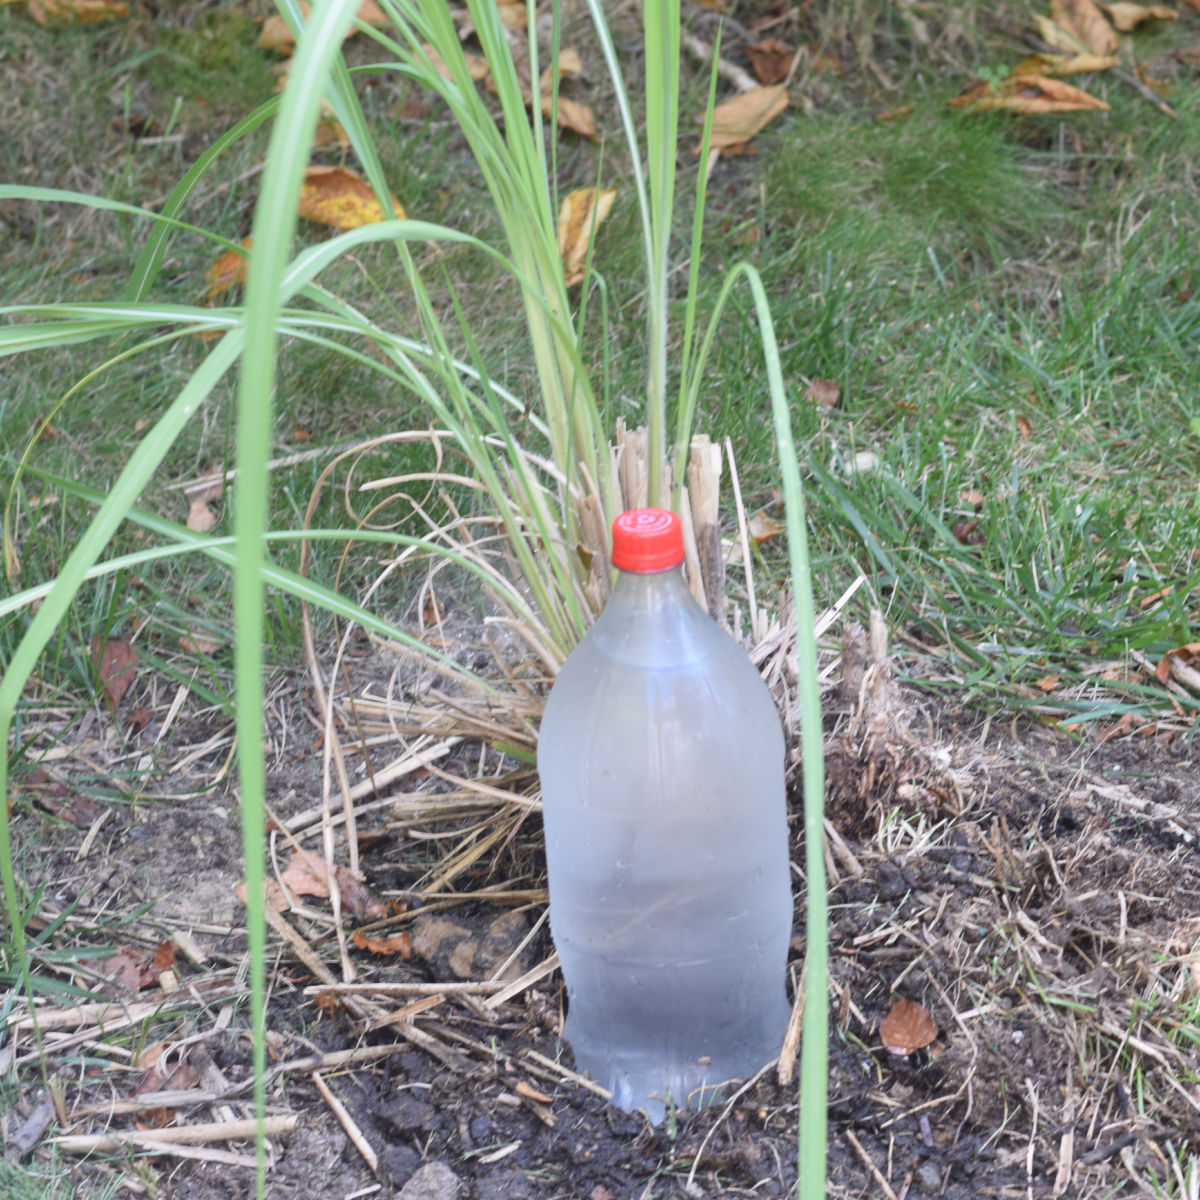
1, 0, 827, 1194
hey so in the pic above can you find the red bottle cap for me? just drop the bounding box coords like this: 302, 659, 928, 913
611, 508, 685, 573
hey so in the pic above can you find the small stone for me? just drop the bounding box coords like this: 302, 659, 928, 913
916, 1162, 941, 1190
397, 1160, 463, 1200
379, 1094, 438, 1135
382, 1144, 421, 1184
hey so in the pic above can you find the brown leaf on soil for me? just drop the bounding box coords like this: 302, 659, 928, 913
336, 867, 390, 919
152, 941, 178, 972
27, 0, 128, 24
298, 166, 404, 230
748, 509, 786, 546
705, 84, 788, 149
204, 238, 251, 304
34, 786, 106, 827
351, 929, 412, 958
280, 849, 333, 899
91, 636, 138, 710
1012, 51, 1119, 76
1035, 673, 1062, 692
879, 996, 938, 1055
1048, 0, 1121, 54
1016, 414, 1035, 438
542, 94, 597, 141
806, 378, 841, 408
747, 37, 795, 86
1102, 2, 1178, 30
186, 497, 218, 532
101, 946, 159, 992
950, 74, 1110, 113
279, 849, 390, 919
557, 187, 616, 286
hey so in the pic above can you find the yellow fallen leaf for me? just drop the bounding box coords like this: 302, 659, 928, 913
496, 1, 526, 30
1047, 0, 1120, 54
27, 0, 128, 24
543, 94, 597, 141
705, 85, 788, 150
539, 47, 584, 91
1012, 51, 1119, 75
949, 74, 1110, 113
204, 238, 251, 304
557, 187, 616, 286
1102, 1, 1178, 29
298, 165, 404, 229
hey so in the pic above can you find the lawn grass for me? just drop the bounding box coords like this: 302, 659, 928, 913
4, 0, 1198, 711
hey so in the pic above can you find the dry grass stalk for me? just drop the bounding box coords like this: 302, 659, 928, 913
51, 1114, 298, 1153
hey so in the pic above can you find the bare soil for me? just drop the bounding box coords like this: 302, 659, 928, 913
8, 633, 1200, 1200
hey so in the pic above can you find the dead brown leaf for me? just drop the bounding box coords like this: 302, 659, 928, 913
298, 165, 404, 229
1012, 51, 1119, 75
539, 47, 584, 91
950, 74, 1110, 113
91, 636, 137, 710
952, 519, 984, 545
542, 94, 597, 141
204, 238, 251, 304
422, 43, 490, 84
27, 0, 128, 24
179, 633, 220, 655
748, 509, 786, 546
747, 37, 795, 86
959, 488, 985, 508
279, 849, 390, 919
279, 849, 332, 900
705, 84, 788, 149
101, 946, 159, 992
557, 187, 616, 286
1016, 414, 1035, 438
1102, 2, 1178, 30
1035, 673, 1062, 692
257, 1, 387, 54
186, 497, 218, 532
879, 996, 938, 1055
806, 378, 840, 408
496, 1, 526, 30
351, 929, 413, 958
1049, 0, 1121, 54
1155, 643, 1200, 687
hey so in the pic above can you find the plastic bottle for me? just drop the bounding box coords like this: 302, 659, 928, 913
538, 507, 793, 1121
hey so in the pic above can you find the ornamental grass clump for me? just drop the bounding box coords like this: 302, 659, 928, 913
0, 0, 827, 1193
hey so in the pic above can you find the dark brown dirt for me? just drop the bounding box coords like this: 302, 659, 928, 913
8, 630, 1200, 1200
